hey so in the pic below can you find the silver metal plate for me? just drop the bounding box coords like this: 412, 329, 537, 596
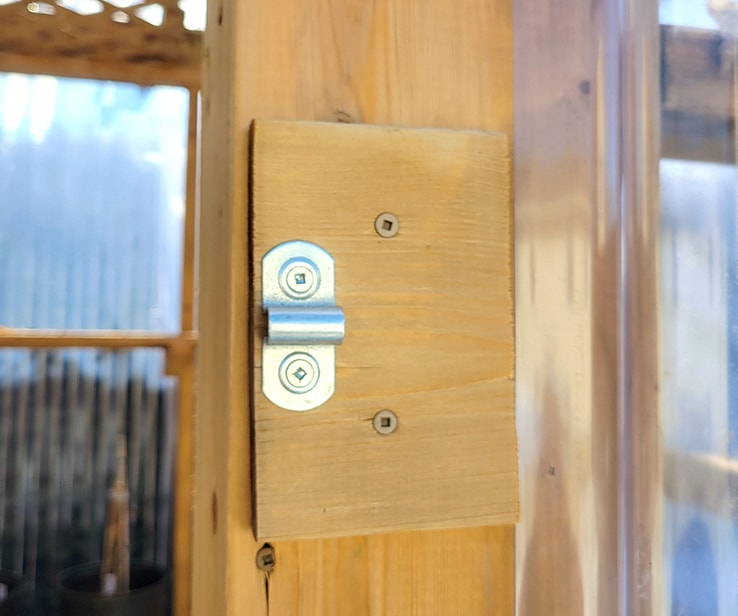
261, 240, 343, 411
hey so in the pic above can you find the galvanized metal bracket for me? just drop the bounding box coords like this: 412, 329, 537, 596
261, 240, 344, 411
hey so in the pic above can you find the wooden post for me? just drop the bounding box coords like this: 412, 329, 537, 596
195, 1, 515, 613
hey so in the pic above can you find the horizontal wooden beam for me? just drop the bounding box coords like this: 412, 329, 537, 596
662, 109, 734, 164
661, 24, 736, 164
0, 51, 200, 88
0, 329, 197, 350
662, 24, 733, 121
0, 2, 201, 88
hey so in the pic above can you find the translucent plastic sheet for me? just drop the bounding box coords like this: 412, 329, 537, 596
0, 74, 188, 332
0, 348, 176, 604
659, 2, 738, 612
516, 1, 738, 614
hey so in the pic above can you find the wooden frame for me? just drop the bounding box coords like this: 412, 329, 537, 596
193, 6, 738, 614
250, 120, 517, 541
661, 24, 736, 164
195, 1, 516, 614
1, 3, 734, 614
0, 1, 200, 88
0, 2, 202, 614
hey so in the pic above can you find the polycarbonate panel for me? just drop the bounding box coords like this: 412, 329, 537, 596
514, 1, 623, 614
659, 160, 738, 615
660, 0, 717, 29
515, 0, 662, 614
0, 74, 187, 331
517, 0, 738, 612
0, 348, 177, 608
657, 2, 738, 612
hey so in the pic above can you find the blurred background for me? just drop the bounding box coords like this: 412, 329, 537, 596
0, 0, 203, 610
659, 1, 738, 613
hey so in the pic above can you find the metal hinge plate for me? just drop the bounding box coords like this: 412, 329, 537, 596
261, 240, 344, 411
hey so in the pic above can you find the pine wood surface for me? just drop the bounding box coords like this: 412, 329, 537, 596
196, 0, 515, 614
251, 120, 517, 541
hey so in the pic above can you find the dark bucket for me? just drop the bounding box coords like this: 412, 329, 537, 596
0, 571, 31, 616
58, 562, 169, 616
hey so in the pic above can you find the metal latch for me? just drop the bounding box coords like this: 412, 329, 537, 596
261, 240, 344, 411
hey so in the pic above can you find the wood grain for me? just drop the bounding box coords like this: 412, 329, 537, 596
251, 120, 517, 540
270, 527, 515, 615
0, 52, 200, 88
195, 0, 515, 614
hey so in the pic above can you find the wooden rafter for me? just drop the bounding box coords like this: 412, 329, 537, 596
0, 0, 201, 87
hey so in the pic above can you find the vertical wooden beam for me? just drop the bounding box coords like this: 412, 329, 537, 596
195, 0, 262, 611
195, 1, 514, 614
169, 348, 195, 616
169, 87, 199, 616
181, 89, 199, 333
513, 2, 620, 614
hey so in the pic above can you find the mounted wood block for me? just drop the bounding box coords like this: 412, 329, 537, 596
250, 120, 518, 540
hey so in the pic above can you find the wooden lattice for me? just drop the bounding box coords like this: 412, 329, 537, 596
0, 1, 201, 81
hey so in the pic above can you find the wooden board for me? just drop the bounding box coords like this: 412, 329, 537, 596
251, 120, 517, 540
662, 25, 733, 120
269, 527, 515, 614
195, 0, 516, 614
0, 1, 201, 87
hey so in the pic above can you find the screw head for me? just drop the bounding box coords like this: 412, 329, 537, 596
374, 212, 399, 238
279, 353, 320, 393
373, 409, 398, 435
256, 544, 275, 572
279, 258, 320, 299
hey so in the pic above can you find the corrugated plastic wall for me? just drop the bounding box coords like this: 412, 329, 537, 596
0, 73, 187, 592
